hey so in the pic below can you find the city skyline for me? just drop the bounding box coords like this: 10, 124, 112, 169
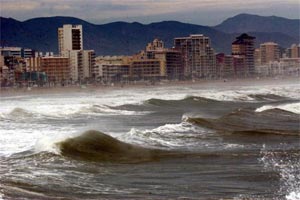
1, 0, 299, 25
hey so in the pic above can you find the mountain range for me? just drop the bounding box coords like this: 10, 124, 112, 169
1, 13, 299, 55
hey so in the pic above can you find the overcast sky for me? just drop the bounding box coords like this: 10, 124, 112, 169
1, 0, 299, 25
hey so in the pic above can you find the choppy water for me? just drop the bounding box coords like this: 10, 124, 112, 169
0, 80, 299, 200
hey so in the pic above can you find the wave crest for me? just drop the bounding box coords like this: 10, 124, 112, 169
187, 108, 300, 135
144, 96, 218, 107
55, 130, 179, 163
256, 102, 300, 114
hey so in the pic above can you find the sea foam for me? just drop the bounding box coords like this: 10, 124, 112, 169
260, 145, 300, 200
256, 102, 300, 114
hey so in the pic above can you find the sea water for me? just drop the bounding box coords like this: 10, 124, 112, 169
0, 80, 299, 199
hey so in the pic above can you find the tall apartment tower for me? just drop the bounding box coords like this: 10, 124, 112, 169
174, 34, 216, 78
290, 44, 300, 58
58, 24, 83, 55
260, 42, 280, 65
61, 50, 95, 81
232, 33, 255, 76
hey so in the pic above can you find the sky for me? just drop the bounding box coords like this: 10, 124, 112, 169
0, 0, 299, 25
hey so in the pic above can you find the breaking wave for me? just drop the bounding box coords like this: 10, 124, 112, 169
52, 130, 182, 163
247, 94, 291, 101
2, 108, 35, 120
260, 145, 300, 200
119, 122, 211, 149
187, 108, 300, 135
145, 96, 218, 106
0, 105, 146, 120
32, 125, 246, 163
256, 102, 300, 114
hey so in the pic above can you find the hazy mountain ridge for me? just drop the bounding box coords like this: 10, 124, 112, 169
1, 14, 299, 55
214, 13, 300, 39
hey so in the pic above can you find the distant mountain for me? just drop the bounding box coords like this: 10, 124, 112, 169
0, 17, 231, 55
214, 13, 300, 40
1, 14, 299, 55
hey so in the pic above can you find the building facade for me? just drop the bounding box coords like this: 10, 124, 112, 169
146, 39, 183, 79
58, 24, 83, 55
232, 33, 256, 76
174, 34, 216, 78
62, 50, 96, 82
0, 47, 35, 58
260, 42, 280, 65
290, 44, 300, 58
216, 53, 234, 78
130, 59, 165, 80
40, 57, 70, 82
26, 57, 42, 72
102, 64, 130, 83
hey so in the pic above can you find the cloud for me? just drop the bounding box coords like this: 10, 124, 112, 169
1, 0, 40, 11
52, 4, 72, 11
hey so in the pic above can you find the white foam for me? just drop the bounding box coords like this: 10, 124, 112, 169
0, 104, 145, 120
0, 121, 78, 157
286, 191, 300, 200
118, 122, 214, 149
256, 102, 300, 114
260, 145, 300, 200
224, 143, 245, 149
0, 82, 299, 156
34, 135, 66, 155
0, 191, 3, 200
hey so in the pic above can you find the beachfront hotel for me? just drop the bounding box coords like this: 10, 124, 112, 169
174, 34, 216, 79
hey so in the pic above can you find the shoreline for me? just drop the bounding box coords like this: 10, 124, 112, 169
0, 76, 299, 98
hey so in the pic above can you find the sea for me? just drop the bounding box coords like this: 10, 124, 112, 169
0, 79, 299, 200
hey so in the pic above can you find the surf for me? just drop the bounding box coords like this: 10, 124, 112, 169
187, 108, 300, 136
55, 130, 184, 163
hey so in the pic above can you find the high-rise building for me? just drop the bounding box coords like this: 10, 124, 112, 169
58, 24, 96, 82
58, 24, 83, 55
260, 42, 280, 65
254, 48, 261, 66
80, 50, 96, 80
62, 50, 95, 81
216, 53, 234, 78
290, 44, 300, 58
174, 34, 216, 78
146, 39, 183, 79
232, 33, 256, 76
149, 50, 183, 79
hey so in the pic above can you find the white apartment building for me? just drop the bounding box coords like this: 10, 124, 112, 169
62, 50, 95, 81
58, 24, 83, 55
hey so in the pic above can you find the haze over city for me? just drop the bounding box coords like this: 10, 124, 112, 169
1, 0, 299, 25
